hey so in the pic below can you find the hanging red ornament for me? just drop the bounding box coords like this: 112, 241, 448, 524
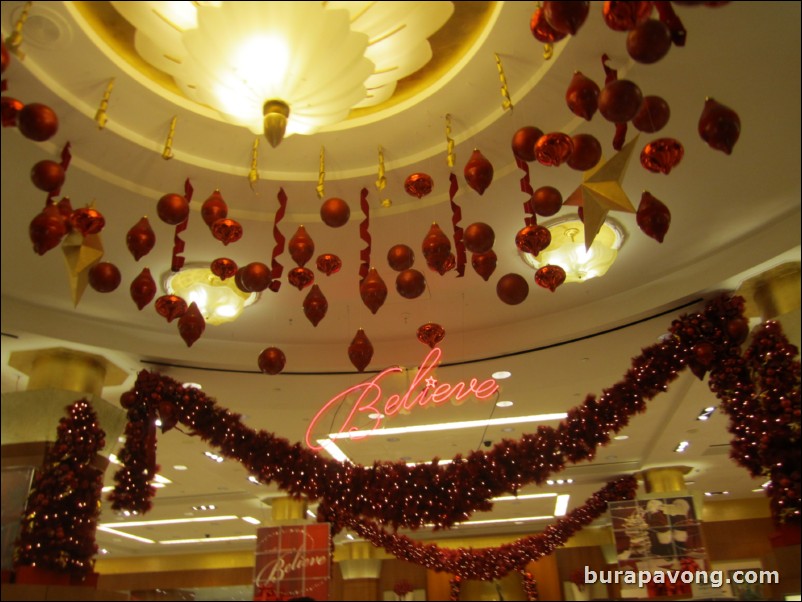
1, 39, 9, 73
359, 267, 388, 314
155, 294, 188, 322
201, 190, 228, 227
210, 257, 238, 281
565, 71, 600, 121
632, 95, 671, 133
387, 244, 415, 271
532, 186, 563, 217
530, 6, 567, 43
535, 132, 573, 167
156, 193, 189, 225
463, 222, 495, 254
30, 160, 65, 192
88, 262, 121, 293
17, 102, 59, 141
496, 273, 529, 305
404, 173, 434, 199
126, 216, 156, 261
543, 1, 590, 35
240, 261, 272, 293
130, 267, 157, 310
303, 284, 328, 327
29, 204, 67, 255
463, 149, 493, 195
511, 126, 544, 162
516, 224, 552, 255
636, 191, 671, 243
627, 19, 672, 63
726, 316, 749, 345
234, 267, 252, 293
535, 265, 567, 292
433, 253, 456, 275
1, 96, 24, 127
178, 302, 205, 347
417, 323, 446, 348
698, 97, 740, 155
69, 206, 105, 236
258, 347, 286, 375
211, 218, 243, 245
395, 268, 426, 299
320, 197, 351, 228
641, 138, 684, 174
348, 329, 374, 372
567, 134, 602, 171
603, 1, 654, 31
316, 253, 342, 276
598, 79, 644, 123
422, 223, 452, 266
471, 250, 497, 281
289, 225, 315, 266
288, 266, 315, 290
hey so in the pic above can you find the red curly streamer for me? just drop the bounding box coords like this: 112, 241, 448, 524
449, 173, 466, 277
359, 187, 371, 281
601, 54, 628, 151
269, 188, 288, 292
46, 142, 72, 203
516, 157, 536, 226
170, 178, 193, 272
654, 1, 687, 47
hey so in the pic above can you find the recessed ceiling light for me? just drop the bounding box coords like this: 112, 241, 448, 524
204, 451, 224, 463
697, 407, 716, 421
674, 441, 690, 453
496, 400, 514, 408
183, 382, 202, 390
368, 412, 385, 420
613, 435, 629, 441
492, 370, 511, 380
173, 465, 188, 471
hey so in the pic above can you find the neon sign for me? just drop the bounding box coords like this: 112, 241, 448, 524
305, 347, 499, 450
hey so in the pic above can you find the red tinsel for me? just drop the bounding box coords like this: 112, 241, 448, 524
449, 576, 462, 601
521, 570, 539, 601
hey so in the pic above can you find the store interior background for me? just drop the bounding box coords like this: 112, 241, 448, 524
1, 1, 800, 600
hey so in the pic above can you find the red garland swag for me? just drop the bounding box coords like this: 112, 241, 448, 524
110, 295, 801, 535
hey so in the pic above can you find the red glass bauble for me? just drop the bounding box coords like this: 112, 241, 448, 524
258, 347, 286, 375
130, 267, 157, 310
692, 341, 715, 368
303, 284, 328, 327
1, 96, 23, 127
126, 216, 156, 261
387, 244, 415, 271
627, 19, 672, 64
567, 134, 602, 171
289, 225, 315, 266
471, 250, 497, 281
543, 1, 590, 35
496, 273, 529, 305
516, 224, 552, 255
348, 329, 374, 372
404, 173, 434, 199
395, 268, 426, 299
210, 257, 238, 281
155, 294, 188, 322
636, 191, 671, 243
532, 186, 563, 217
201, 190, 228, 227
288, 266, 315, 290
632, 95, 671, 133
30, 160, 65, 192
641, 138, 684, 174
603, 1, 654, 31
529, 6, 567, 43
535, 265, 567, 292
316, 253, 342, 276
69, 206, 105, 236
157, 193, 189, 225
178, 302, 205, 347
727, 317, 749, 345
88, 262, 121, 293
511, 126, 544, 162
234, 267, 252, 293
535, 132, 573, 167
17, 103, 58, 141
211, 218, 243, 245
464, 149, 494, 195
417, 323, 446, 349
698, 97, 740, 155
565, 71, 600, 121
29, 204, 67, 255
599, 80, 644, 123
463, 222, 495, 254
422, 223, 452, 265
320, 197, 350, 228
1, 39, 9, 73
359, 267, 388, 314
240, 261, 272, 293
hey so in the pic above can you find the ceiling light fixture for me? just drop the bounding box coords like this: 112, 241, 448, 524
674, 441, 690, 453
165, 266, 258, 326
697, 406, 716, 421
521, 216, 625, 283
492, 370, 512, 380
496, 400, 514, 408
109, 2, 455, 146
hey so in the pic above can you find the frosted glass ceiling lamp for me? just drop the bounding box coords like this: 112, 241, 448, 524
521, 216, 625, 283
164, 266, 258, 325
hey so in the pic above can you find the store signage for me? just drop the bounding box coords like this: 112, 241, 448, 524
306, 347, 499, 449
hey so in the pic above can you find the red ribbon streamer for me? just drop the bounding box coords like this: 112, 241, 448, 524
170, 178, 193, 272
601, 54, 628, 151
654, 1, 687, 47
516, 157, 536, 226
269, 188, 287, 292
46, 142, 72, 203
358, 188, 371, 281
448, 173, 466, 277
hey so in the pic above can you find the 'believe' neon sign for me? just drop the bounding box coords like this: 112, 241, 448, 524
306, 347, 499, 450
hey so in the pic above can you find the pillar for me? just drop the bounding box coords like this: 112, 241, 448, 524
336, 540, 386, 601
640, 466, 692, 494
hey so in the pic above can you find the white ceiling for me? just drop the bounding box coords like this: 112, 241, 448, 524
1, 1, 800, 561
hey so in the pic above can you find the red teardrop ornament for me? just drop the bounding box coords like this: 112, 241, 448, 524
130, 267, 157, 310
422, 223, 452, 266
641, 138, 684, 174
532, 186, 563, 217
359, 267, 388, 314
565, 71, 600, 121
511, 126, 544, 162
288, 266, 315, 290
463, 222, 495, 254
516, 225, 552, 255
417, 323, 446, 349
535, 265, 567, 292
303, 284, 328, 327
30, 160, 65, 192
126, 216, 156, 261
543, 1, 590, 35
636, 191, 671, 243
567, 134, 602, 171
320, 197, 350, 228
289, 225, 315, 266
201, 190, 228, 227
530, 6, 567, 43
69, 206, 105, 236
211, 218, 243, 246
471, 251, 497, 282
698, 97, 740, 155
496, 273, 530, 305
348, 329, 374, 372
29, 204, 67, 255
157, 193, 189, 225
599, 80, 644, 123
316, 253, 342, 276
258, 347, 286, 375
387, 244, 415, 271
627, 18, 672, 64
395, 268, 426, 299
433, 253, 456, 276
178, 302, 206, 347
155, 294, 188, 322
535, 132, 573, 167
404, 173, 434, 199
211, 257, 238, 281
88, 262, 122, 293
464, 149, 494, 195
240, 261, 272, 293
603, 1, 654, 31
17, 102, 59, 142
632, 95, 671, 133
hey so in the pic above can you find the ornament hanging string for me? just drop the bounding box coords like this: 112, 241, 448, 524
449, 173, 466, 277
269, 188, 287, 292
359, 188, 371, 281
170, 178, 193, 272
601, 54, 627, 151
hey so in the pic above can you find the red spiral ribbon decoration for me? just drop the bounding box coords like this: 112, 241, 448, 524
46, 142, 72, 203
269, 188, 288, 292
516, 157, 536, 226
170, 178, 193, 272
448, 173, 466, 277
602, 54, 628, 151
359, 188, 371, 281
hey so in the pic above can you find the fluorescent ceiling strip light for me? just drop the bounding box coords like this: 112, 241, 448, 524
406, 459, 453, 467
99, 515, 239, 528
160, 534, 257, 545
317, 438, 352, 463
242, 516, 261, 525
492, 493, 557, 502
97, 526, 155, 544
554, 494, 570, 517
455, 515, 553, 527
